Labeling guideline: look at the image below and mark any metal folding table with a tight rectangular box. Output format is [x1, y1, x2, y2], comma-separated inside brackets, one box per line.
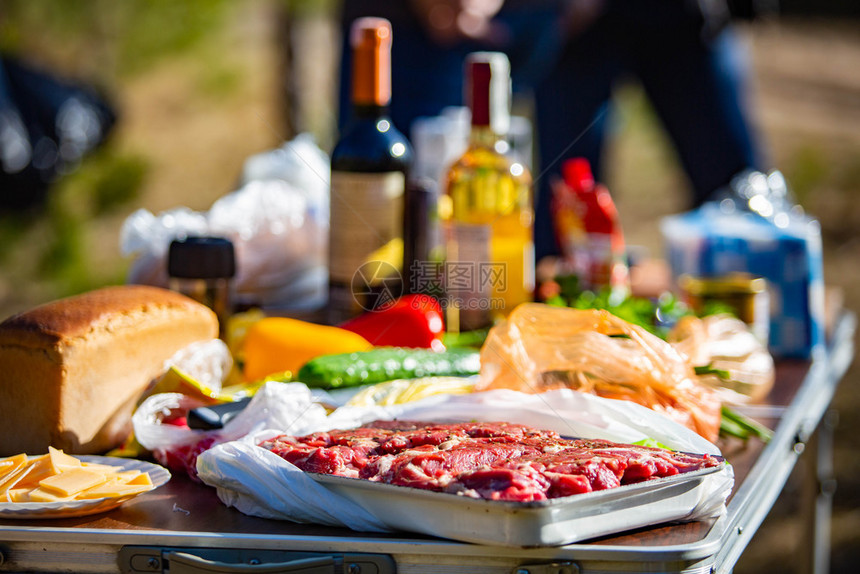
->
[0, 312, 854, 574]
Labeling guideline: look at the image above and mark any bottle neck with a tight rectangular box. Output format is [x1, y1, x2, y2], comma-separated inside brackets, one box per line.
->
[351, 21, 391, 108]
[351, 101, 390, 120]
[469, 125, 503, 148]
[466, 53, 511, 139]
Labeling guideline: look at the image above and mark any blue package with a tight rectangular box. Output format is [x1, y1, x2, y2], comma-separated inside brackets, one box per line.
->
[661, 202, 825, 359]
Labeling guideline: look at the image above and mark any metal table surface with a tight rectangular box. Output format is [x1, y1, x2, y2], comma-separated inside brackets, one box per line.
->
[0, 312, 854, 574]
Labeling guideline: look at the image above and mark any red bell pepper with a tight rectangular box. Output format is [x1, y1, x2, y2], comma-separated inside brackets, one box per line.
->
[339, 294, 445, 350]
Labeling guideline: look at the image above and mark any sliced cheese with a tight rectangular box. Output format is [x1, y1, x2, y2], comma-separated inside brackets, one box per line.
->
[6, 488, 32, 503]
[39, 467, 108, 497]
[125, 472, 152, 487]
[76, 481, 152, 500]
[0, 454, 36, 496]
[0, 453, 28, 466]
[13, 455, 54, 490]
[0, 454, 29, 487]
[114, 470, 142, 483]
[48, 447, 82, 473]
[27, 486, 76, 503]
[1, 451, 155, 504]
[0, 467, 29, 497]
[80, 462, 116, 472]
[1, 454, 28, 478]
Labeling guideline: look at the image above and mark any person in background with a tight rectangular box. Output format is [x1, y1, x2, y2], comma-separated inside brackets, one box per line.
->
[337, 0, 769, 262]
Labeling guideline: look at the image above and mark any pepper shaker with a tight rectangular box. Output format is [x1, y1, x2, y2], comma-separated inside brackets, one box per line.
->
[168, 236, 236, 338]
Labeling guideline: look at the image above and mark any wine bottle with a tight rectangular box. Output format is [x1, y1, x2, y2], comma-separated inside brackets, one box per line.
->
[441, 52, 534, 332]
[329, 17, 413, 322]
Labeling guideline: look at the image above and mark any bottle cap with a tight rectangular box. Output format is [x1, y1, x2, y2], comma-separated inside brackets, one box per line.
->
[168, 236, 236, 279]
[563, 157, 595, 192]
[465, 52, 511, 135]
[350, 17, 392, 106]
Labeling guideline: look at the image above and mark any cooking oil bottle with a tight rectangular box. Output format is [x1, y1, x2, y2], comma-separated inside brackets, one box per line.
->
[441, 52, 534, 332]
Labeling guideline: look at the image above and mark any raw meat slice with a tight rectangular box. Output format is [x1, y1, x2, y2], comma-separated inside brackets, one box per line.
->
[260, 421, 720, 502]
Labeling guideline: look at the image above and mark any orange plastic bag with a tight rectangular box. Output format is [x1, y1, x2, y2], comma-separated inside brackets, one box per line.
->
[475, 304, 722, 442]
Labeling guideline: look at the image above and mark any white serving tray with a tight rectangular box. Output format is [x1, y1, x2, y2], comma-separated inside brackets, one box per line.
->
[310, 461, 727, 547]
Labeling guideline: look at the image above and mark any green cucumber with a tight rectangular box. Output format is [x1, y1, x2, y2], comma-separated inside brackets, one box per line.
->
[297, 347, 480, 389]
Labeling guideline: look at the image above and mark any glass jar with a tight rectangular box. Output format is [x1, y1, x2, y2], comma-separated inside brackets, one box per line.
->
[168, 236, 236, 338]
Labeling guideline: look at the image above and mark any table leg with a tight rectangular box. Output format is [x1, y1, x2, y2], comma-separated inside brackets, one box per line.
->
[800, 409, 838, 574]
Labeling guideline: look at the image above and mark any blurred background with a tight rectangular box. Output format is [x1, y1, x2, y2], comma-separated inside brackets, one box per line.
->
[0, 1, 857, 571]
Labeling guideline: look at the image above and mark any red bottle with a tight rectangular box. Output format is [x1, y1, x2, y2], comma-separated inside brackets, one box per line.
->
[551, 158, 628, 294]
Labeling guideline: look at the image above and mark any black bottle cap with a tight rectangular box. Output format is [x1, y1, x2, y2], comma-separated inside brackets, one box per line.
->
[168, 236, 236, 279]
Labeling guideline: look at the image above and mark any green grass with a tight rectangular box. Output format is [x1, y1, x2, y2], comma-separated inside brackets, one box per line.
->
[0, 0, 233, 77]
[64, 149, 150, 216]
[784, 144, 828, 205]
[0, 0, 234, 311]
[0, 149, 150, 299]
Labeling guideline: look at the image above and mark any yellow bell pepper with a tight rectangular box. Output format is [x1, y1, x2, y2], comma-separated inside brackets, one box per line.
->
[242, 317, 372, 382]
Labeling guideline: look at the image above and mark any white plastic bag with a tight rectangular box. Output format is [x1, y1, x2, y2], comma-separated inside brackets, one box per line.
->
[161, 339, 234, 394]
[195, 381, 734, 541]
[206, 438, 389, 531]
[133, 382, 335, 478]
[120, 134, 329, 311]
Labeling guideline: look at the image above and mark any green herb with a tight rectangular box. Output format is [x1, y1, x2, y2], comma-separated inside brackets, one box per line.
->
[632, 438, 673, 450]
[719, 415, 749, 440]
[548, 278, 694, 340]
[441, 329, 490, 349]
[720, 406, 773, 442]
[544, 295, 567, 307]
[694, 364, 732, 381]
[719, 406, 774, 442]
[701, 300, 737, 317]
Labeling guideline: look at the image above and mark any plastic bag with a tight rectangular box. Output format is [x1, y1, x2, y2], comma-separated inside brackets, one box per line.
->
[160, 339, 234, 395]
[120, 134, 329, 311]
[669, 314, 775, 404]
[132, 382, 334, 479]
[237, 133, 330, 204]
[193, 380, 733, 541]
[139, 338, 244, 406]
[474, 304, 723, 442]
[661, 169, 825, 359]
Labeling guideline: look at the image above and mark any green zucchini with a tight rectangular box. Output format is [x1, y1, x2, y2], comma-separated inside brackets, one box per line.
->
[297, 347, 480, 389]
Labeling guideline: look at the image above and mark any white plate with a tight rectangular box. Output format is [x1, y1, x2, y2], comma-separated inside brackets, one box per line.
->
[0, 455, 170, 519]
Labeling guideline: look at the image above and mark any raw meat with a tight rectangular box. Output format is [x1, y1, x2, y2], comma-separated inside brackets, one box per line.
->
[259, 421, 721, 502]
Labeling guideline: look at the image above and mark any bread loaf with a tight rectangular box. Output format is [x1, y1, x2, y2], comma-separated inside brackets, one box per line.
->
[0, 285, 219, 455]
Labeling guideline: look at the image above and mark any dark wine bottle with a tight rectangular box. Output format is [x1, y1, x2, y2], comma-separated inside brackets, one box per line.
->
[328, 17, 413, 322]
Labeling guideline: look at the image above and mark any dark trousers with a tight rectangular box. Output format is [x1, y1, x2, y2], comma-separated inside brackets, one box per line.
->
[532, 1, 764, 260]
[338, 0, 765, 262]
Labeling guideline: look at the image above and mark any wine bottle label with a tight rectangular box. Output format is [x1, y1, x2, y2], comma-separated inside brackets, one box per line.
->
[329, 171, 404, 283]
